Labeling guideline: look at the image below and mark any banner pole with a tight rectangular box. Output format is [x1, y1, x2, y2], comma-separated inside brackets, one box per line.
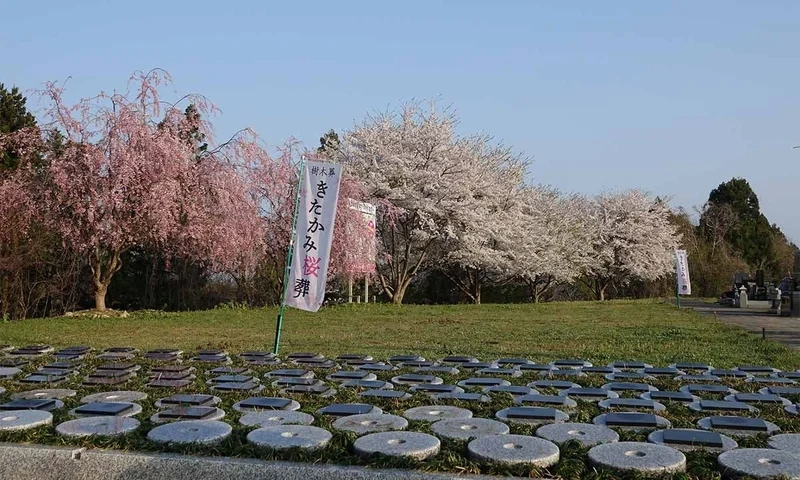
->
[273, 156, 306, 355]
[675, 252, 681, 309]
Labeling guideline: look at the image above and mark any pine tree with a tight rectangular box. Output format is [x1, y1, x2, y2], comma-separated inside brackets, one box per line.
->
[0, 83, 37, 171]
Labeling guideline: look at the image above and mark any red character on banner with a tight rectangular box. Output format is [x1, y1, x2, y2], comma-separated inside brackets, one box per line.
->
[303, 256, 321, 277]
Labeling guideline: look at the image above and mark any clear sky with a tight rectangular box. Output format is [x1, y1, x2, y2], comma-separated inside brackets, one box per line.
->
[3, 1, 799, 242]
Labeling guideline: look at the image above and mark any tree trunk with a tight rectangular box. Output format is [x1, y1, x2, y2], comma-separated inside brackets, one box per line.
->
[599, 283, 607, 301]
[392, 284, 407, 304]
[95, 283, 108, 311]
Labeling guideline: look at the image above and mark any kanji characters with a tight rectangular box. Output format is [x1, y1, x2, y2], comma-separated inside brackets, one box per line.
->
[293, 278, 310, 298]
[308, 216, 324, 233]
[303, 235, 317, 253]
[302, 256, 321, 277]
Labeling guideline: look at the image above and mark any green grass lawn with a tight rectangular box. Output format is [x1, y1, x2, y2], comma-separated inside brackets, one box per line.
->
[2, 300, 799, 479]
[1, 300, 797, 369]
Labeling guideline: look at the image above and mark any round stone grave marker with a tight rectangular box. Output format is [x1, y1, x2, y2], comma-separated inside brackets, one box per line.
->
[468, 434, 560, 467]
[588, 441, 686, 474]
[150, 407, 226, 424]
[768, 434, 800, 454]
[232, 397, 300, 413]
[536, 422, 619, 447]
[239, 411, 315, 428]
[697, 416, 780, 437]
[648, 428, 737, 452]
[718, 448, 800, 479]
[69, 402, 142, 418]
[431, 417, 509, 441]
[353, 431, 440, 460]
[333, 413, 408, 435]
[0, 367, 22, 378]
[56, 417, 140, 438]
[80, 391, 148, 404]
[402, 405, 473, 422]
[11, 389, 76, 400]
[0, 410, 53, 431]
[247, 425, 332, 451]
[148, 420, 232, 445]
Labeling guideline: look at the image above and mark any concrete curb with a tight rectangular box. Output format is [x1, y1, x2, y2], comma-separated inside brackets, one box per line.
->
[0, 442, 512, 480]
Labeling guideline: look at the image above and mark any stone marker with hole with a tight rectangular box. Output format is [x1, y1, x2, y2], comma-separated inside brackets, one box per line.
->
[147, 419, 232, 445]
[353, 431, 440, 460]
[247, 425, 332, 450]
[468, 434, 560, 467]
[648, 428, 737, 452]
[430, 417, 509, 441]
[536, 422, 619, 447]
[332, 413, 408, 435]
[496, 406, 569, 425]
[0, 410, 53, 431]
[588, 441, 686, 474]
[56, 417, 140, 438]
[402, 405, 473, 422]
[239, 410, 315, 428]
[768, 434, 800, 454]
[80, 391, 148, 404]
[718, 448, 800, 479]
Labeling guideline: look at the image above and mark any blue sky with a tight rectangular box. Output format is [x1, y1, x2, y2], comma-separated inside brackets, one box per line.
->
[3, 1, 799, 242]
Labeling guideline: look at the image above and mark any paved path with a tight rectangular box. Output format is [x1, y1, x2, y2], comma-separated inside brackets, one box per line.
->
[677, 298, 800, 350]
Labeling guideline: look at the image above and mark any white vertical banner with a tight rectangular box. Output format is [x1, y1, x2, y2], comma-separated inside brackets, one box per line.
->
[347, 199, 377, 274]
[285, 161, 343, 312]
[675, 249, 692, 296]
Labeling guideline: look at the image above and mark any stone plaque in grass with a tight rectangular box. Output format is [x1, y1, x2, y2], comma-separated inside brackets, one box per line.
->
[359, 390, 412, 400]
[271, 377, 318, 387]
[150, 365, 191, 374]
[148, 379, 192, 389]
[21, 374, 66, 384]
[415, 366, 460, 375]
[485, 385, 533, 396]
[341, 380, 393, 390]
[410, 384, 462, 394]
[605, 372, 652, 381]
[531, 380, 580, 390]
[736, 365, 776, 374]
[147, 349, 182, 355]
[241, 351, 276, 359]
[357, 363, 395, 372]
[326, 371, 374, 382]
[245, 358, 281, 366]
[515, 394, 577, 409]
[601, 413, 660, 428]
[441, 355, 479, 364]
[145, 353, 180, 361]
[660, 429, 724, 448]
[59, 346, 91, 354]
[209, 367, 249, 375]
[281, 384, 333, 396]
[239, 397, 294, 410]
[643, 367, 681, 376]
[286, 352, 323, 359]
[678, 374, 722, 383]
[88, 370, 134, 379]
[541, 369, 585, 378]
[96, 353, 134, 361]
[192, 355, 229, 363]
[0, 367, 21, 379]
[213, 381, 262, 392]
[196, 349, 226, 356]
[582, 366, 615, 375]
[710, 369, 749, 379]
[497, 406, 569, 425]
[159, 406, 218, 420]
[388, 355, 424, 363]
[435, 392, 491, 403]
[599, 398, 665, 411]
[98, 363, 139, 372]
[208, 375, 254, 384]
[681, 384, 731, 395]
[602, 382, 657, 393]
[748, 376, 796, 385]
[75, 402, 135, 416]
[519, 364, 554, 372]
[643, 391, 696, 403]
[495, 358, 534, 366]
[391, 374, 443, 385]
[104, 347, 136, 353]
[777, 372, 800, 380]
[611, 361, 649, 369]
[460, 362, 496, 370]
[336, 353, 373, 361]
[160, 394, 216, 407]
[54, 353, 84, 361]
[563, 387, 618, 399]
[552, 359, 591, 368]
[11, 345, 52, 355]
[707, 416, 770, 432]
[343, 359, 373, 366]
[264, 369, 314, 379]
[672, 362, 711, 371]
[45, 361, 80, 370]
[690, 400, 756, 413]
[292, 358, 336, 368]
[0, 399, 58, 411]
[0, 358, 29, 368]
[317, 403, 379, 417]
[729, 393, 789, 405]
[397, 361, 435, 368]
[457, 377, 510, 388]
[763, 386, 800, 396]
[150, 372, 192, 381]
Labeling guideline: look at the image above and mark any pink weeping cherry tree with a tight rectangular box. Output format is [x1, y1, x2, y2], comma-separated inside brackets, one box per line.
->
[34, 70, 264, 311]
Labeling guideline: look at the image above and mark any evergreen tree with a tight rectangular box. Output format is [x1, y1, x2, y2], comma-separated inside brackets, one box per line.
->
[0, 83, 37, 171]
